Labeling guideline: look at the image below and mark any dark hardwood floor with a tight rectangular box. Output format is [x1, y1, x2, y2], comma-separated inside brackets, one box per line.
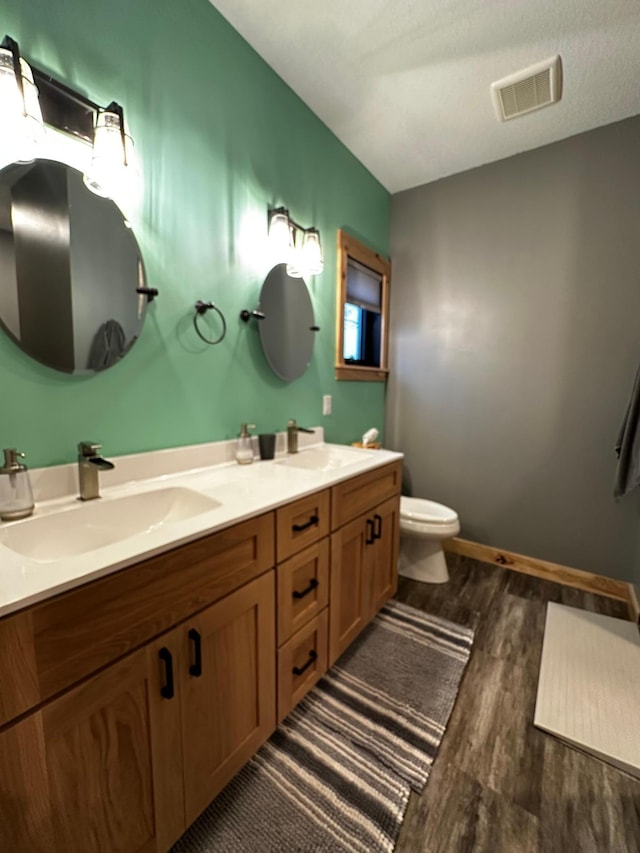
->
[393, 555, 640, 853]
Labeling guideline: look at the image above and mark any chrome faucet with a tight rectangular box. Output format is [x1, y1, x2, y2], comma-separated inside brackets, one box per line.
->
[77, 442, 115, 501]
[286, 420, 315, 454]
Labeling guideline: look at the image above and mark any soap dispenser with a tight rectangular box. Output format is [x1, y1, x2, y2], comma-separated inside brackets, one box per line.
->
[0, 449, 35, 521]
[236, 424, 256, 465]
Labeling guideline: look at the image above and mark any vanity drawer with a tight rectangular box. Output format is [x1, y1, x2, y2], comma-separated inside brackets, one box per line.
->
[277, 539, 329, 646]
[331, 461, 402, 529]
[0, 512, 275, 724]
[276, 490, 330, 563]
[277, 608, 328, 722]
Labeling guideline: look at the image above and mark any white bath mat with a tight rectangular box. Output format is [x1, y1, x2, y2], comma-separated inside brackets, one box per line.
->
[535, 602, 640, 778]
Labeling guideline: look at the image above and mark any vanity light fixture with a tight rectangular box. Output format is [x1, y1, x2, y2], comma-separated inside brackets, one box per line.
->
[0, 34, 135, 199]
[83, 102, 134, 198]
[267, 206, 294, 258]
[302, 228, 323, 276]
[0, 36, 44, 164]
[267, 206, 324, 278]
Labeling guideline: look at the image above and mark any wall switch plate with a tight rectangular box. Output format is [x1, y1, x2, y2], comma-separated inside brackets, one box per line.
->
[322, 395, 332, 416]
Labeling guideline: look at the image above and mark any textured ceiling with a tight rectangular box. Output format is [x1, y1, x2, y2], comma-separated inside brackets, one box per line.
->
[210, 0, 640, 193]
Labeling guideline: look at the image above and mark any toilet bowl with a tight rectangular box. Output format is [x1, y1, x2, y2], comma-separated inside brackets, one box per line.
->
[398, 497, 460, 584]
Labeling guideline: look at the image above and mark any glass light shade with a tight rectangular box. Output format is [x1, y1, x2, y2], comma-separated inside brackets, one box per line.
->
[83, 110, 134, 199]
[268, 208, 293, 262]
[301, 228, 323, 275]
[286, 227, 305, 278]
[0, 48, 44, 165]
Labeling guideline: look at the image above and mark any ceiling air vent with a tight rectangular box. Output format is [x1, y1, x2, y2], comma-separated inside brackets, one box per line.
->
[491, 56, 562, 121]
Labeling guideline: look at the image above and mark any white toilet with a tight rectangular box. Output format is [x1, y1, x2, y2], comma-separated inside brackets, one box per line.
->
[398, 497, 460, 583]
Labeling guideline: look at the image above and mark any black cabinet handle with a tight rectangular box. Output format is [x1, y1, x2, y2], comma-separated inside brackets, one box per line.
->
[292, 514, 319, 533]
[159, 647, 174, 699]
[373, 513, 382, 540]
[188, 628, 202, 677]
[292, 578, 319, 600]
[366, 518, 375, 545]
[293, 649, 318, 676]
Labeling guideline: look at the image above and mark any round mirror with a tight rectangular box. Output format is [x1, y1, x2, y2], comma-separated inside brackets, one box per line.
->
[258, 263, 316, 382]
[0, 158, 147, 374]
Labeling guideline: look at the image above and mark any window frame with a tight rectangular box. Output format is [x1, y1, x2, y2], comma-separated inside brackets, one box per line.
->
[335, 229, 391, 382]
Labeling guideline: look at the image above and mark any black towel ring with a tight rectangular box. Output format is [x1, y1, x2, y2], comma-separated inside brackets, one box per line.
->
[193, 300, 227, 345]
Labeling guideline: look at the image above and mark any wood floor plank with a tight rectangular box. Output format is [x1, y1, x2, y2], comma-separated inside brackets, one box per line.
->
[538, 736, 640, 853]
[473, 591, 546, 665]
[394, 554, 640, 851]
[442, 648, 546, 817]
[558, 583, 630, 619]
[396, 760, 539, 853]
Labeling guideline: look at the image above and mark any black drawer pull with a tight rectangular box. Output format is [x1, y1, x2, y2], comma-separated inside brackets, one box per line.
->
[293, 578, 319, 600]
[159, 647, 174, 699]
[293, 649, 318, 676]
[188, 628, 202, 677]
[292, 514, 319, 533]
[365, 518, 375, 545]
[373, 513, 382, 540]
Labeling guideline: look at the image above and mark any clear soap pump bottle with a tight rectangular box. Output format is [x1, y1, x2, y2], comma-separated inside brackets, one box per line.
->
[236, 424, 256, 465]
[0, 448, 35, 521]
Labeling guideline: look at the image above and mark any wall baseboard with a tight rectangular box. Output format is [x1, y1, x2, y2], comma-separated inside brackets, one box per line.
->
[443, 537, 630, 604]
[628, 585, 640, 625]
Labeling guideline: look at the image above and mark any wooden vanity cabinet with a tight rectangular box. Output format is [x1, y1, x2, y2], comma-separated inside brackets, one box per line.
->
[0, 571, 275, 853]
[0, 633, 181, 853]
[329, 463, 401, 665]
[0, 460, 401, 853]
[179, 571, 276, 827]
[276, 462, 402, 707]
[275, 494, 331, 721]
[0, 509, 277, 853]
[329, 512, 370, 663]
[367, 494, 401, 619]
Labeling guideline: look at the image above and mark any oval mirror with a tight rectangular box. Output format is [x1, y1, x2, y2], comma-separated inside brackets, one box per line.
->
[258, 263, 316, 382]
[0, 158, 147, 374]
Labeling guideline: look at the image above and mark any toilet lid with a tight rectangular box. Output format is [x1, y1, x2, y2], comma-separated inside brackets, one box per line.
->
[400, 496, 458, 525]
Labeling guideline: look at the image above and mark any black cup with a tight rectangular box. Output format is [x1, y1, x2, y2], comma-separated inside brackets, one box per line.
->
[258, 433, 276, 460]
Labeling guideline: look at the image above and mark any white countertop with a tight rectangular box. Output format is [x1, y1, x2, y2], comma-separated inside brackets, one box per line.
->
[0, 436, 402, 618]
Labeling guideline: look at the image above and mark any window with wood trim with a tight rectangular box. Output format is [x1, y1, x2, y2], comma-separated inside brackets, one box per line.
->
[335, 229, 391, 381]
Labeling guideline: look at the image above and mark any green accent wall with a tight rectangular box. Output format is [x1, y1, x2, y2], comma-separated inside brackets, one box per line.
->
[0, 0, 389, 467]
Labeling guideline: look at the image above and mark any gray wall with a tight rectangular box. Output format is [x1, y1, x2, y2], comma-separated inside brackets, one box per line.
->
[387, 116, 640, 585]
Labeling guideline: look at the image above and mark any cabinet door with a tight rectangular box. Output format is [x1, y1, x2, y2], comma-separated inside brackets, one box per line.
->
[45, 638, 184, 853]
[0, 635, 184, 853]
[329, 514, 373, 665]
[0, 712, 51, 853]
[180, 571, 276, 825]
[368, 495, 400, 619]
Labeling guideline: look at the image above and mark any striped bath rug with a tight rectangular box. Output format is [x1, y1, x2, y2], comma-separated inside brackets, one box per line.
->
[172, 601, 474, 853]
[301, 600, 474, 792]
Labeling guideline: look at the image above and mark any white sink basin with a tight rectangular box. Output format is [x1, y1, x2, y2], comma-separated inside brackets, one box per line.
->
[276, 446, 368, 472]
[0, 487, 221, 563]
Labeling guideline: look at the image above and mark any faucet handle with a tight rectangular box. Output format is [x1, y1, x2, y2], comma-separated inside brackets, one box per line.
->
[78, 441, 101, 457]
[287, 420, 314, 434]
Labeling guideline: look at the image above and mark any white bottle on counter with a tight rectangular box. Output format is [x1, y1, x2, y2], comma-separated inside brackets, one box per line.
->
[236, 423, 256, 465]
[0, 448, 35, 520]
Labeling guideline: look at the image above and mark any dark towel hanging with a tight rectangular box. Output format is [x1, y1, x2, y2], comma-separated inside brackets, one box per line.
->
[614, 360, 640, 498]
[87, 319, 126, 370]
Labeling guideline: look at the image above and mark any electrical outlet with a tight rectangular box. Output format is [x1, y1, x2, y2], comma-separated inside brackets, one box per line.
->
[322, 394, 332, 416]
